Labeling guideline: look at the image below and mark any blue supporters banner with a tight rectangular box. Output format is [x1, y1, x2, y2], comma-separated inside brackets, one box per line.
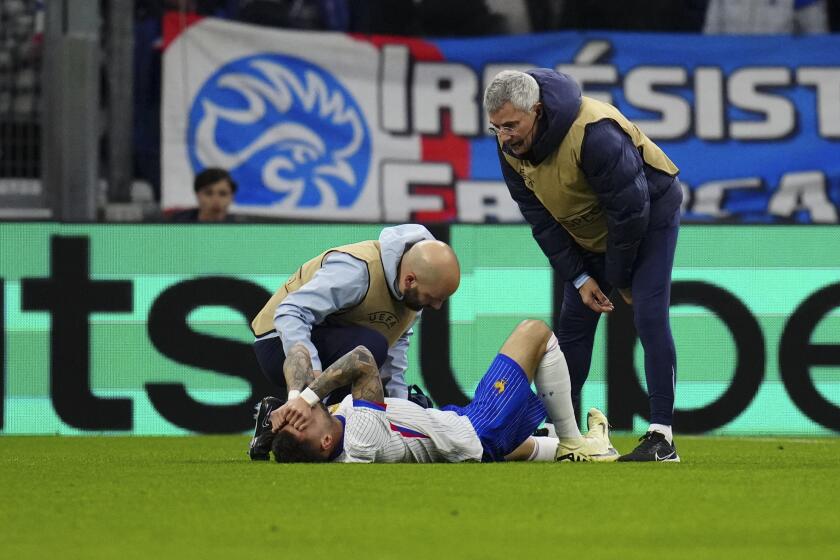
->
[162, 19, 840, 223]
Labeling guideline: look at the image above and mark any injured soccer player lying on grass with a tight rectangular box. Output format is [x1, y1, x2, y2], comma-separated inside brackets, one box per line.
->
[258, 320, 619, 463]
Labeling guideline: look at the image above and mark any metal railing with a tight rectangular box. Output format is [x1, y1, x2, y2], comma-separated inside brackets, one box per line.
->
[0, 0, 48, 218]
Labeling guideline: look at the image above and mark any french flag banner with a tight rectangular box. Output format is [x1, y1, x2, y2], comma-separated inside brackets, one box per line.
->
[163, 17, 840, 223]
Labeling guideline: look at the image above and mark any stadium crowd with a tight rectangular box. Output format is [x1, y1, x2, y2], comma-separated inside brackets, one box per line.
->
[2, 0, 839, 211]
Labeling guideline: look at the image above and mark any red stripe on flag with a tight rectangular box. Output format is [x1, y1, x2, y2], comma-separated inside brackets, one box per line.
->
[350, 34, 470, 221]
[349, 34, 444, 61]
[162, 11, 204, 51]
[421, 112, 470, 180]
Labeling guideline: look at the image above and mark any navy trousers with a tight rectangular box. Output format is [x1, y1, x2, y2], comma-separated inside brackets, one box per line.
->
[253, 324, 388, 403]
[558, 184, 681, 426]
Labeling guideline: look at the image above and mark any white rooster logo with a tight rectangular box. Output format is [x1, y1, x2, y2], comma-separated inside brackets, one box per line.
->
[189, 55, 371, 209]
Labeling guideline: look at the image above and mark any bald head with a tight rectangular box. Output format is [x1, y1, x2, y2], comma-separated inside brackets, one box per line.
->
[399, 240, 460, 311]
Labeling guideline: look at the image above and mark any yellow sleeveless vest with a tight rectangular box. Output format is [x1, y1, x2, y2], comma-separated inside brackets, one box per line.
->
[502, 96, 679, 253]
[250, 240, 417, 347]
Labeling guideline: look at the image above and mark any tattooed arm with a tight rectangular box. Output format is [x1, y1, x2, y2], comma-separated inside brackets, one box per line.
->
[283, 343, 316, 393]
[271, 345, 382, 432]
[308, 345, 384, 403]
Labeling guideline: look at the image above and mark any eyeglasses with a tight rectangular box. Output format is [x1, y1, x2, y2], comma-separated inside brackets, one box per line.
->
[487, 123, 518, 136]
[488, 106, 540, 136]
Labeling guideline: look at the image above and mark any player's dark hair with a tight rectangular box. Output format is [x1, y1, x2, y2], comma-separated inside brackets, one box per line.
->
[271, 430, 327, 463]
[193, 167, 237, 193]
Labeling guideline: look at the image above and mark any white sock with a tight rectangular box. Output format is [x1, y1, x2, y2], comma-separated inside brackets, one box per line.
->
[649, 423, 673, 444]
[535, 334, 581, 439]
[527, 437, 559, 462]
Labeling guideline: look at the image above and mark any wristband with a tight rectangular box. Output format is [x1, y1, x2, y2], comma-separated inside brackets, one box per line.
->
[287, 390, 300, 401]
[300, 387, 320, 407]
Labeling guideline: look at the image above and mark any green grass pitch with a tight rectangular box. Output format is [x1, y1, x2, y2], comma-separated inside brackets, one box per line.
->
[2, 435, 838, 559]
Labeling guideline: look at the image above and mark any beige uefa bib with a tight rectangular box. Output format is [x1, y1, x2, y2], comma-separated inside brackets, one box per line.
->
[502, 96, 678, 253]
[251, 240, 416, 347]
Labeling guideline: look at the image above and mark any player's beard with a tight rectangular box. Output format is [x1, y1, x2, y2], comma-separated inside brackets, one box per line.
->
[402, 285, 424, 312]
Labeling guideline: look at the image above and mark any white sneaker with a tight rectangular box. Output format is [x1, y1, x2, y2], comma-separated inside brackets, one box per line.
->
[554, 408, 619, 462]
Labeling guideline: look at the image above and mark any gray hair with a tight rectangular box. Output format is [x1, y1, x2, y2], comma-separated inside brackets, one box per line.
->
[483, 70, 540, 114]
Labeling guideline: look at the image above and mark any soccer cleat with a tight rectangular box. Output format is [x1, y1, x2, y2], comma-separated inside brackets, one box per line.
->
[617, 431, 681, 462]
[554, 408, 620, 462]
[584, 408, 620, 462]
[554, 438, 590, 462]
[248, 396, 284, 461]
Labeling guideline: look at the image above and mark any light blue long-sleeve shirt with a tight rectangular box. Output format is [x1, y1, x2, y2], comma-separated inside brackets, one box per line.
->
[266, 224, 433, 398]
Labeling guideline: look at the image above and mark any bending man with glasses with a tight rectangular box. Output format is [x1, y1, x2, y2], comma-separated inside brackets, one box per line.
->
[485, 69, 682, 462]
